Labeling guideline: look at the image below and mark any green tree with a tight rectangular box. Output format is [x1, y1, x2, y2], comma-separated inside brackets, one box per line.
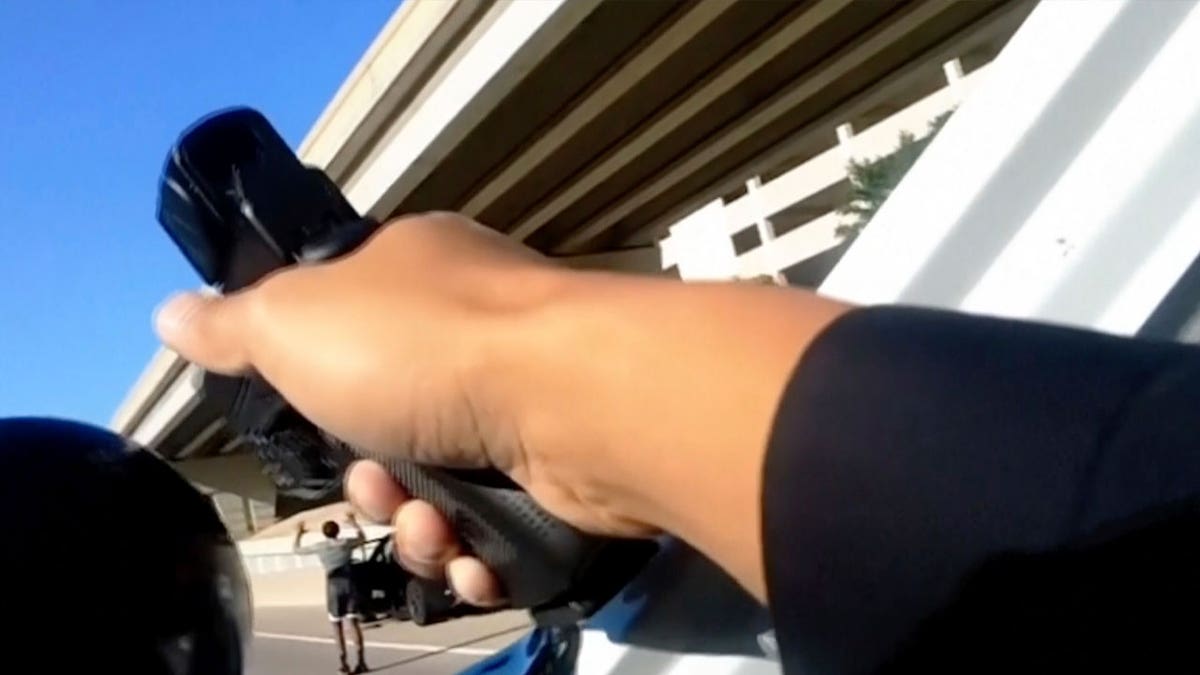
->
[836, 110, 953, 240]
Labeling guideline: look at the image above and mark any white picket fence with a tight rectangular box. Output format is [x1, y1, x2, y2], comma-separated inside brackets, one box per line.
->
[659, 57, 989, 283]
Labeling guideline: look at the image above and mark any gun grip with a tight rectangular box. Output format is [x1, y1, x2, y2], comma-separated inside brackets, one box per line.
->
[381, 462, 603, 608]
[219, 375, 655, 617]
[375, 460, 655, 616]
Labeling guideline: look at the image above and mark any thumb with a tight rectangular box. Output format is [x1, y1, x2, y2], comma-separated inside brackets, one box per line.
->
[154, 291, 253, 374]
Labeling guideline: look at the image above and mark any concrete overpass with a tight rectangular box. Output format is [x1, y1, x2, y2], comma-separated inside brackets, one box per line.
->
[111, 0, 1035, 531]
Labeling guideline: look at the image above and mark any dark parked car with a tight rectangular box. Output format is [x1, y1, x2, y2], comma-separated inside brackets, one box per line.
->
[352, 536, 410, 623]
[352, 536, 479, 626]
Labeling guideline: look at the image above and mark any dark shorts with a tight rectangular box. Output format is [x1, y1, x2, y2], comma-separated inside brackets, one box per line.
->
[326, 566, 360, 622]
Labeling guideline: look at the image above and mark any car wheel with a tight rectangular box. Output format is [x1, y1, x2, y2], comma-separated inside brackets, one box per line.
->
[406, 577, 455, 626]
[390, 602, 411, 622]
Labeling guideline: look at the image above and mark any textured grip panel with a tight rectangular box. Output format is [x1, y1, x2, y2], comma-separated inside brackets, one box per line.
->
[236, 399, 607, 609]
[380, 460, 605, 609]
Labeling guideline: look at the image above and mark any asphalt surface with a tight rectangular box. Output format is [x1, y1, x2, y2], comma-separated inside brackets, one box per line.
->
[246, 605, 531, 675]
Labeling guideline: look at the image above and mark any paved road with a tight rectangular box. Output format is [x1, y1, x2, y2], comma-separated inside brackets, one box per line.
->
[246, 605, 531, 675]
[247, 636, 481, 674]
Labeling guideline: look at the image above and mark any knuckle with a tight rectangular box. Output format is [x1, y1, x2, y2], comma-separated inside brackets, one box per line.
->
[248, 271, 287, 310]
[239, 273, 290, 330]
[419, 210, 464, 223]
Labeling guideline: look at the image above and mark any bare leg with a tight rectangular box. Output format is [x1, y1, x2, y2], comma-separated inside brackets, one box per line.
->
[332, 620, 349, 671]
[350, 618, 368, 672]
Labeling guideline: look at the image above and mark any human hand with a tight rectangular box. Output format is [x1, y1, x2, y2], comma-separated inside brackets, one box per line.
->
[154, 212, 656, 606]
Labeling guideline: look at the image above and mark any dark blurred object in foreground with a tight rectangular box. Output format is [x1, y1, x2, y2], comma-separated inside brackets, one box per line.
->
[0, 417, 250, 674]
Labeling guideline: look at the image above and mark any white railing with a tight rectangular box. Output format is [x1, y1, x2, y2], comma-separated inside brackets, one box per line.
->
[237, 524, 393, 575]
[659, 57, 989, 283]
[240, 532, 393, 576]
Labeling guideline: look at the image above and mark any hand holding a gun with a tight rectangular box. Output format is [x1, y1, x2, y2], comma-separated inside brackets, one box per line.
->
[157, 212, 663, 606]
[154, 110, 842, 614]
[155, 205, 826, 606]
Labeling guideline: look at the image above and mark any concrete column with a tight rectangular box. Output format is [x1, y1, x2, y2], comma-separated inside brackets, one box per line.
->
[241, 497, 257, 534]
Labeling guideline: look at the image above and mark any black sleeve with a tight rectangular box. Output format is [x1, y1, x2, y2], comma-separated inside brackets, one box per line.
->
[763, 306, 1200, 674]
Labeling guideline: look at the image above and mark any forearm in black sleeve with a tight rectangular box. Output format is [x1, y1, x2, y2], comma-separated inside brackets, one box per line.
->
[763, 306, 1200, 674]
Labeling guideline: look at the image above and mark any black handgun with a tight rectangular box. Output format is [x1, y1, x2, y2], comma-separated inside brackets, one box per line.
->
[156, 107, 656, 626]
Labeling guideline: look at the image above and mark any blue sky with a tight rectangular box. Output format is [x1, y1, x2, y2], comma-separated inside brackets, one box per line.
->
[0, 1, 398, 426]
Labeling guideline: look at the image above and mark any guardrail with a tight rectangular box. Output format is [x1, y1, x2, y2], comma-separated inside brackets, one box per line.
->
[242, 551, 332, 575]
[239, 528, 392, 575]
